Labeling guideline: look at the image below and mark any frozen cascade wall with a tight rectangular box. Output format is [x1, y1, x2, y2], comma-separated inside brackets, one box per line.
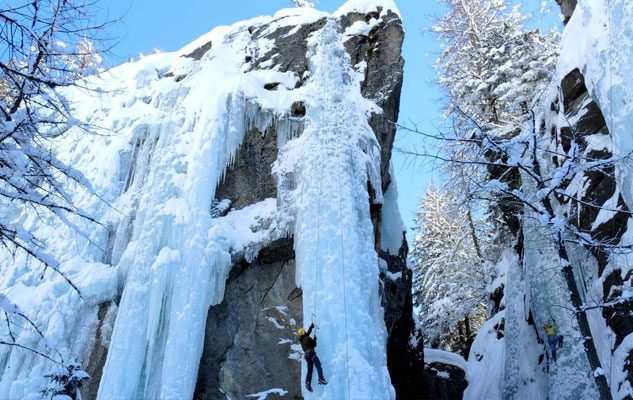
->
[0, 7, 316, 400]
[274, 19, 393, 400]
[500, 245, 548, 400]
[0, 1, 411, 399]
[464, 1, 633, 399]
[521, 223, 600, 399]
[95, 78, 245, 398]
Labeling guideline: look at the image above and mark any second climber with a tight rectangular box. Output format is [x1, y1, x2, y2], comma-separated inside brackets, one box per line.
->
[543, 320, 564, 362]
[298, 323, 328, 392]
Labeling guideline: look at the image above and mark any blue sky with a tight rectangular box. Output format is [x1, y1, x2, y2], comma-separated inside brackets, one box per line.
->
[99, 0, 560, 235]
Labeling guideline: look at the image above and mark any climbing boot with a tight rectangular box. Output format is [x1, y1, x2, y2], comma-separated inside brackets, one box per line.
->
[305, 382, 313, 392]
[318, 378, 328, 385]
[558, 335, 564, 348]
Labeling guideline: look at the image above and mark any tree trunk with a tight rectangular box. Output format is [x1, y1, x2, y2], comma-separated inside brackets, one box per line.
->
[464, 315, 471, 338]
[466, 208, 484, 261]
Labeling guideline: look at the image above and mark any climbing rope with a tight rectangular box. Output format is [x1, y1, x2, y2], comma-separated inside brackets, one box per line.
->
[308, 131, 353, 398]
[336, 132, 353, 400]
[313, 129, 326, 323]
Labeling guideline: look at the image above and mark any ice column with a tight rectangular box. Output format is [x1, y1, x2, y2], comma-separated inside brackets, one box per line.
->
[275, 19, 394, 399]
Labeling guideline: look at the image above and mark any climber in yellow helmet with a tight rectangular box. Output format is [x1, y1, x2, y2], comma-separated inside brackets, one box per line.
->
[297, 323, 327, 392]
[543, 320, 564, 362]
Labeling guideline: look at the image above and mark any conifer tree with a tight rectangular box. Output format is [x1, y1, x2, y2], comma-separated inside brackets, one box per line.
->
[411, 186, 487, 353]
[434, 0, 557, 128]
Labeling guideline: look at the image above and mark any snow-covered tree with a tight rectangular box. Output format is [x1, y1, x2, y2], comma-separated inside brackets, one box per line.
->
[70, 38, 104, 78]
[403, 0, 620, 397]
[0, 1, 106, 285]
[411, 185, 487, 353]
[41, 360, 90, 400]
[434, 0, 558, 128]
[0, 0, 110, 377]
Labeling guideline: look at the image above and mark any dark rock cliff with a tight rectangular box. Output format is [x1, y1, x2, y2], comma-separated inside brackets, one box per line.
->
[183, 7, 427, 400]
[556, 0, 578, 23]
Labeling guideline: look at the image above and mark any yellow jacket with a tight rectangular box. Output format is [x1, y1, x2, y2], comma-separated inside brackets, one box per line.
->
[545, 323, 557, 337]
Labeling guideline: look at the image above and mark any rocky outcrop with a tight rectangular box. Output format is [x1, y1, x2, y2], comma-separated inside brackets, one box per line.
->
[194, 240, 301, 400]
[556, 69, 631, 347]
[380, 245, 426, 399]
[339, 10, 404, 191]
[80, 302, 117, 400]
[187, 6, 424, 400]
[424, 363, 468, 400]
[556, 0, 578, 23]
[487, 65, 633, 399]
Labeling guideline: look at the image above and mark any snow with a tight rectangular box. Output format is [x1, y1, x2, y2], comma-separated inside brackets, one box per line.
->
[0, 294, 20, 314]
[486, 250, 510, 306]
[612, 334, 633, 399]
[334, 0, 401, 18]
[267, 317, 285, 330]
[210, 198, 279, 260]
[343, 18, 381, 41]
[385, 271, 402, 281]
[463, 311, 506, 400]
[436, 371, 450, 379]
[591, 189, 621, 231]
[0, 1, 402, 399]
[246, 388, 289, 399]
[424, 348, 466, 370]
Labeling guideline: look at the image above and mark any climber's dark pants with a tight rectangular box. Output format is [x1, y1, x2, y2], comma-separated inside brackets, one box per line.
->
[305, 349, 325, 383]
[548, 335, 563, 361]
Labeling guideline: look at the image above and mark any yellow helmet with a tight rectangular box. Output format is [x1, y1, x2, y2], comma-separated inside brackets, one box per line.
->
[298, 328, 306, 336]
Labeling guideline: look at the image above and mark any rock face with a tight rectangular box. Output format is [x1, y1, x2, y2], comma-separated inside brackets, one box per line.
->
[556, 69, 633, 395]
[81, 302, 116, 400]
[555, 68, 631, 348]
[0, 4, 432, 399]
[194, 240, 301, 400]
[424, 363, 468, 400]
[556, 0, 578, 23]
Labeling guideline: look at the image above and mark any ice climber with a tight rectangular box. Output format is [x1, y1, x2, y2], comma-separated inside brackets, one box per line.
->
[543, 321, 564, 362]
[298, 323, 328, 392]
